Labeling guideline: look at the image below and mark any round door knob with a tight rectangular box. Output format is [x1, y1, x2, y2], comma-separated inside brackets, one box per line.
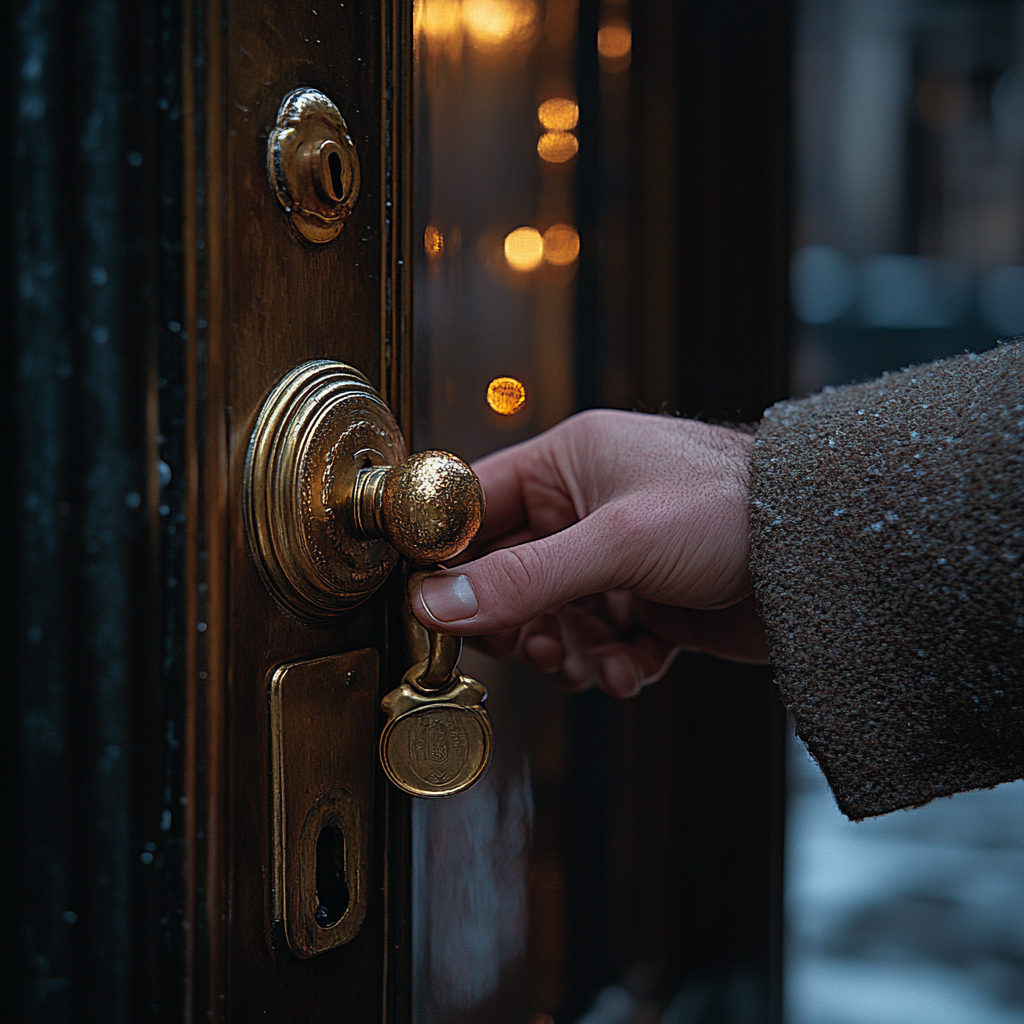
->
[244, 360, 485, 622]
[351, 451, 485, 564]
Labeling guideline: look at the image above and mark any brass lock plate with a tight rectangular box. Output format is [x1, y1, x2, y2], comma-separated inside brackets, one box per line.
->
[269, 649, 377, 958]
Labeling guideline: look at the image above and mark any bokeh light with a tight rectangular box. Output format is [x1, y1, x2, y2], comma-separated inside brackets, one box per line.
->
[486, 376, 527, 415]
[504, 226, 544, 270]
[537, 130, 579, 163]
[424, 225, 445, 260]
[415, 0, 463, 43]
[462, 0, 538, 46]
[597, 21, 631, 60]
[543, 224, 580, 266]
[538, 97, 579, 130]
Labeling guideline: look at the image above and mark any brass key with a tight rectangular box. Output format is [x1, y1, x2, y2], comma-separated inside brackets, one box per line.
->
[379, 567, 492, 798]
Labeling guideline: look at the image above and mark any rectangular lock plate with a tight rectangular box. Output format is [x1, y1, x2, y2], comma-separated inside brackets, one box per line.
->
[269, 649, 377, 958]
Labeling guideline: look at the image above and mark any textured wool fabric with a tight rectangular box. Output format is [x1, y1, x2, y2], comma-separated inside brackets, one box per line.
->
[749, 339, 1023, 820]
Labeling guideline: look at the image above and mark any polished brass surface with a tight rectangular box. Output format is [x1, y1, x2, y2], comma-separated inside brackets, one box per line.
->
[244, 360, 406, 621]
[245, 361, 485, 621]
[400, 566, 464, 692]
[267, 87, 361, 244]
[379, 568, 492, 798]
[352, 451, 486, 564]
[269, 650, 377, 957]
[380, 679, 492, 799]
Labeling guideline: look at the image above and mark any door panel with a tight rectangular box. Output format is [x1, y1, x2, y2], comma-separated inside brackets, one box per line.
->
[187, 1, 412, 1019]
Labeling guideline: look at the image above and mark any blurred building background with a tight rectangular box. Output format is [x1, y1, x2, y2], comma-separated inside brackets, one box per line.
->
[791, 0, 1024, 391]
[787, 3, 1024, 1024]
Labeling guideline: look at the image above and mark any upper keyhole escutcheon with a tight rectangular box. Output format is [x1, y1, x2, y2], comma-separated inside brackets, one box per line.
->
[267, 88, 361, 244]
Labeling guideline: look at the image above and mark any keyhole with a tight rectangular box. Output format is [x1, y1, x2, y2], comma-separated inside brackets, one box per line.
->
[328, 151, 345, 202]
[314, 824, 349, 928]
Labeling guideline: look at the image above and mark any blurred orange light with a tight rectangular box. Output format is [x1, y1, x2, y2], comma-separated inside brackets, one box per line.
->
[538, 97, 579, 130]
[463, 0, 538, 46]
[504, 227, 544, 271]
[416, 0, 462, 42]
[424, 225, 445, 259]
[537, 130, 578, 163]
[487, 376, 527, 415]
[543, 224, 580, 266]
[597, 21, 631, 59]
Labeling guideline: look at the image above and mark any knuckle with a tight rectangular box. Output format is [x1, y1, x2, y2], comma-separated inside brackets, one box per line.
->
[492, 546, 536, 608]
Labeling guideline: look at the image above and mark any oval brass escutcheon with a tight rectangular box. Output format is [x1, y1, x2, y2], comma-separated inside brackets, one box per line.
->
[244, 360, 405, 621]
[267, 87, 361, 244]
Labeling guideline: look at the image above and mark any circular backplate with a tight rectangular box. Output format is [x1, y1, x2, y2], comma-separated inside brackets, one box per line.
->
[380, 703, 493, 799]
[244, 360, 406, 622]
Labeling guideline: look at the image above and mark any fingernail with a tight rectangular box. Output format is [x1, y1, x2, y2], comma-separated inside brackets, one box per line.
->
[419, 574, 478, 623]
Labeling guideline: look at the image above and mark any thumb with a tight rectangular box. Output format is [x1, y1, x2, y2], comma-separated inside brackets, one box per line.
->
[411, 506, 630, 635]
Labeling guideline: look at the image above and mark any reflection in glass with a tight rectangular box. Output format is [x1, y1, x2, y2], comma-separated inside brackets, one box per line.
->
[462, 0, 540, 47]
[505, 227, 546, 271]
[487, 376, 528, 415]
[596, 21, 631, 60]
[537, 130, 580, 163]
[542, 223, 580, 266]
[538, 97, 580, 130]
[424, 225, 446, 260]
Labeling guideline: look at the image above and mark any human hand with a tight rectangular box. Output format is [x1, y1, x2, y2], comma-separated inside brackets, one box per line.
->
[411, 409, 769, 698]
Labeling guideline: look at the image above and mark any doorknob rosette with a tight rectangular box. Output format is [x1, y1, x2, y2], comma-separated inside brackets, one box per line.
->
[244, 360, 485, 622]
[245, 360, 405, 621]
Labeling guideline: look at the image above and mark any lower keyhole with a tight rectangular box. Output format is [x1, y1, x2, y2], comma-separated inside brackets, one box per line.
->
[314, 824, 350, 928]
[328, 151, 345, 202]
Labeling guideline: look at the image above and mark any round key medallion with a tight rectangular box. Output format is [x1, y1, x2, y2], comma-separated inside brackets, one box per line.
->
[379, 686, 492, 799]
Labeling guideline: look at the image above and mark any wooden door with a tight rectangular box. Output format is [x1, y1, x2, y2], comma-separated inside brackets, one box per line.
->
[187, 2, 413, 1020]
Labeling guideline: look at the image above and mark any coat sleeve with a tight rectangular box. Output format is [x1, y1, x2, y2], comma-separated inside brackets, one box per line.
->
[748, 339, 1023, 820]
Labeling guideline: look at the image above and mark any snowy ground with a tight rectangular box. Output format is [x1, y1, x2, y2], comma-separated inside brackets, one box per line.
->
[785, 737, 1024, 1024]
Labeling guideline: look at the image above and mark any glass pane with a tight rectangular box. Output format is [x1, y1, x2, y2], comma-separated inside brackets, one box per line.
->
[411, 4, 587, 1021]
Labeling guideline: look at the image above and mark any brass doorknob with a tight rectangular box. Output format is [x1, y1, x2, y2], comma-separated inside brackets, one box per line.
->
[350, 451, 485, 564]
[244, 361, 485, 622]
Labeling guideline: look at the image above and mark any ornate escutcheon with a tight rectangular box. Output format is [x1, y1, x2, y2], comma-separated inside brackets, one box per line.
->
[267, 87, 361, 244]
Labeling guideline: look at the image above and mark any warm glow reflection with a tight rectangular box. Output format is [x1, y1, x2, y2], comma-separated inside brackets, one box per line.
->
[543, 224, 580, 266]
[597, 21, 632, 59]
[504, 227, 544, 270]
[416, 0, 462, 42]
[424, 225, 445, 259]
[537, 130, 579, 163]
[487, 376, 527, 415]
[462, 0, 538, 46]
[538, 97, 579, 130]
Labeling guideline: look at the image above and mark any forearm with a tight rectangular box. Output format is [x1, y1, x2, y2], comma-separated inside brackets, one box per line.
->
[749, 341, 1023, 819]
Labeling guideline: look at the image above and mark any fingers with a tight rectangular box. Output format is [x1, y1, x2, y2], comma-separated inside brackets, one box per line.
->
[523, 602, 680, 699]
[637, 595, 769, 664]
[413, 504, 630, 635]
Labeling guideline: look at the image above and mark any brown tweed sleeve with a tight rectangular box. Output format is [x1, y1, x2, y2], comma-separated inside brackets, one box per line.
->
[749, 339, 1023, 820]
